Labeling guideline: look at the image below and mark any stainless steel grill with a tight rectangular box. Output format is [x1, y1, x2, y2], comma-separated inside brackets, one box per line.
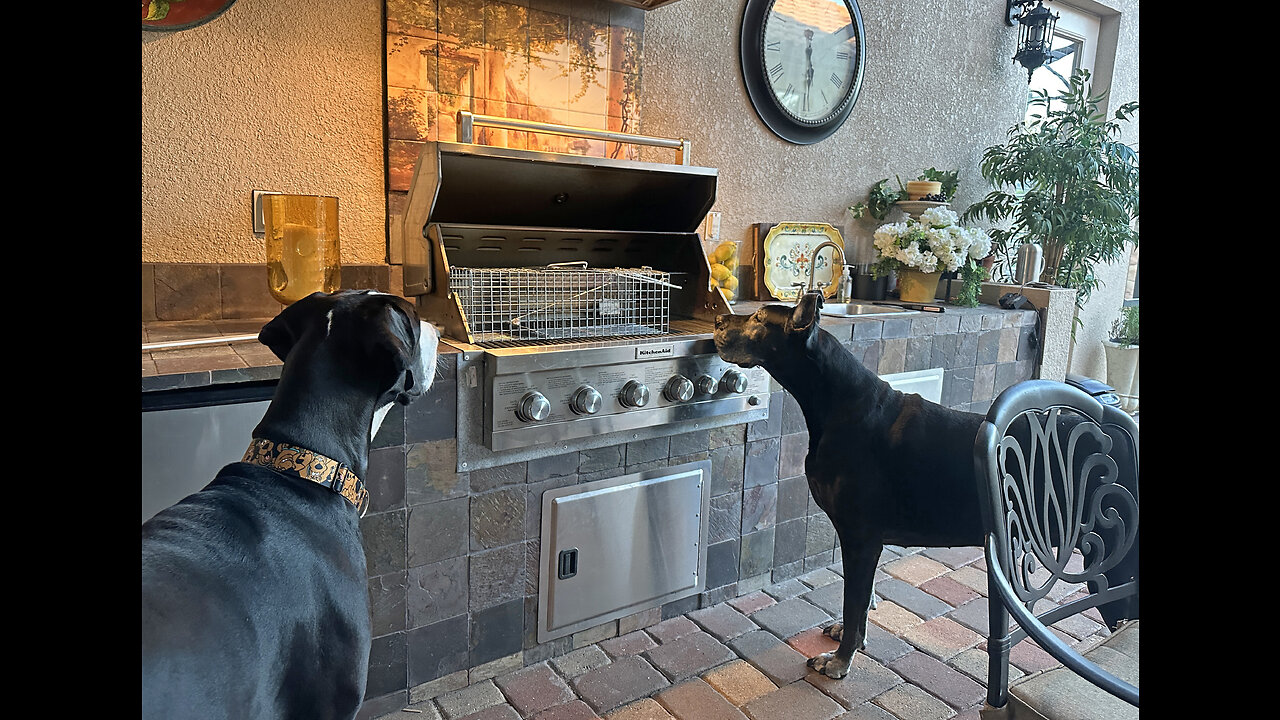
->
[402, 112, 771, 464]
[401, 114, 770, 641]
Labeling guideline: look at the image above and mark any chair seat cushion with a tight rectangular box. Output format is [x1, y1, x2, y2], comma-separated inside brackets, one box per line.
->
[1005, 620, 1139, 720]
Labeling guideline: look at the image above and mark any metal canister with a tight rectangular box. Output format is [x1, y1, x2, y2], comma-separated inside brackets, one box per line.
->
[1015, 242, 1044, 285]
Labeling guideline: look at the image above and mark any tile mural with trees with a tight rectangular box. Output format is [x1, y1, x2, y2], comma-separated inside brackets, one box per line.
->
[386, 0, 645, 196]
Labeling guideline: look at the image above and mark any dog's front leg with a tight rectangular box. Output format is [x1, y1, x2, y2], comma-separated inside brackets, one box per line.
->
[809, 532, 881, 679]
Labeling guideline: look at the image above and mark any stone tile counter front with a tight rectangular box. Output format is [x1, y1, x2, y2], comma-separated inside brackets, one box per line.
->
[140, 299, 1038, 718]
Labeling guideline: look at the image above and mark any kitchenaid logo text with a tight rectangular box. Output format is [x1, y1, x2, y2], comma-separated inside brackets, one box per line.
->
[636, 346, 674, 359]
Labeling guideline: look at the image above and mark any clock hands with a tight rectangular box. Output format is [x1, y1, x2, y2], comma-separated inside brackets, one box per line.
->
[803, 29, 814, 113]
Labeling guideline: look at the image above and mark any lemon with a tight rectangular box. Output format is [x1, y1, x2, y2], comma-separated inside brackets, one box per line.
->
[710, 263, 731, 282]
[715, 241, 738, 262]
[721, 286, 736, 301]
[722, 255, 738, 272]
[722, 274, 739, 292]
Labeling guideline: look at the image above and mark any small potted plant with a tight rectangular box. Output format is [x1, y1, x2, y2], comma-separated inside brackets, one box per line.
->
[849, 168, 960, 222]
[1103, 305, 1139, 413]
[870, 206, 990, 304]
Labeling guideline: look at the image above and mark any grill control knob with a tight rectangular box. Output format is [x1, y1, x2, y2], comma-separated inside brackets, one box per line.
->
[720, 369, 749, 394]
[664, 375, 695, 403]
[695, 374, 718, 396]
[516, 391, 551, 422]
[570, 385, 603, 415]
[620, 380, 650, 408]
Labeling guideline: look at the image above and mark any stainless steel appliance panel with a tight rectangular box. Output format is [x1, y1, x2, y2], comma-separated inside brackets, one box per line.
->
[483, 344, 771, 451]
[451, 347, 770, 472]
[538, 460, 710, 643]
[141, 400, 269, 523]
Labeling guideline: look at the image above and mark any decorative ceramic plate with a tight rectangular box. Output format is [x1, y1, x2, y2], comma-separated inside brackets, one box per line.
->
[762, 222, 845, 301]
[142, 0, 237, 32]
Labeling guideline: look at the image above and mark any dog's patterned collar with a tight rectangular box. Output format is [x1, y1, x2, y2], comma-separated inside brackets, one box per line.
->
[242, 438, 369, 516]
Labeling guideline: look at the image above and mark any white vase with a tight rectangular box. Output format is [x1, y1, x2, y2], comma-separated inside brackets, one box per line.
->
[1102, 341, 1139, 414]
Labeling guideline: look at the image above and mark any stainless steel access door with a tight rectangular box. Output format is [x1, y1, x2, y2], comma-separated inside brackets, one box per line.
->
[537, 460, 710, 643]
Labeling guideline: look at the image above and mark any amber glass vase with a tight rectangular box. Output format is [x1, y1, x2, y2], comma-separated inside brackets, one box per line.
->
[263, 194, 341, 305]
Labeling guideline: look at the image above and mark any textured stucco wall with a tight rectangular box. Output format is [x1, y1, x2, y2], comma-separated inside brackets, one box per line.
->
[641, 0, 1139, 383]
[142, 0, 387, 264]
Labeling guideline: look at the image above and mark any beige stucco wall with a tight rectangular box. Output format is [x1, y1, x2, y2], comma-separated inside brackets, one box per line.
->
[141, 0, 387, 264]
[641, 0, 1139, 383]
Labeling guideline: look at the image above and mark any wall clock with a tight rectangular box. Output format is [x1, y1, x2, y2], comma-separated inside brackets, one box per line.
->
[740, 0, 866, 145]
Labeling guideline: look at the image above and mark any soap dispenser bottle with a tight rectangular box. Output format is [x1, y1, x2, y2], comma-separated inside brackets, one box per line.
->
[836, 266, 853, 303]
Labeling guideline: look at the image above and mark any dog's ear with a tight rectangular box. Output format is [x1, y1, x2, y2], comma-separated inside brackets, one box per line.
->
[788, 291, 824, 335]
[364, 297, 424, 404]
[257, 292, 328, 361]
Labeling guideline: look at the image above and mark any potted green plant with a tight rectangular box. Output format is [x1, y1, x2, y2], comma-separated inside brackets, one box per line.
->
[848, 167, 960, 222]
[963, 68, 1139, 330]
[1103, 305, 1139, 413]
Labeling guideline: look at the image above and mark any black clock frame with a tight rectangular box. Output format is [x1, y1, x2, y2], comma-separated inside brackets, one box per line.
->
[740, 0, 866, 145]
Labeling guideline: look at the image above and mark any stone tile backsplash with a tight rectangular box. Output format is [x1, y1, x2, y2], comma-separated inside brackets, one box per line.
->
[142, 263, 393, 321]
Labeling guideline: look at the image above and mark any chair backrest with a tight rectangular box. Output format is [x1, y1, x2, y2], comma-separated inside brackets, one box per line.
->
[975, 379, 1139, 708]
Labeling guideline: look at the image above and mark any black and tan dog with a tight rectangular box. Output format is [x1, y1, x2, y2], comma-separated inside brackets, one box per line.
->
[714, 291, 997, 679]
[142, 290, 439, 719]
[714, 291, 1141, 679]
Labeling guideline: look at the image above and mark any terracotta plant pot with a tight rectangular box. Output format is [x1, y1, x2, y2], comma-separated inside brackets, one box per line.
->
[905, 180, 942, 201]
[897, 269, 942, 303]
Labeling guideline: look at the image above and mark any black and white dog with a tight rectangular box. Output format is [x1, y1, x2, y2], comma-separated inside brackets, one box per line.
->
[142, 290, 439, 719]
[713, 292, 994, 679]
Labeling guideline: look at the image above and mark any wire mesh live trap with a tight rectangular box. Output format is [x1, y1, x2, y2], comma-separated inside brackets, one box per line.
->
[449, 262, 676, 344]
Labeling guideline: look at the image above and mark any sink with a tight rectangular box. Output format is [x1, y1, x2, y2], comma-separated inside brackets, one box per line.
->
[820, 302, 918, 317]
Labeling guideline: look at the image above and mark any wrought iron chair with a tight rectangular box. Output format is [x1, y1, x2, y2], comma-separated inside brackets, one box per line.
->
[974, 380, 1139, 717]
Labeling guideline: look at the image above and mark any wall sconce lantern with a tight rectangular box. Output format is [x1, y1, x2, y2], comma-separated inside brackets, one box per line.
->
[1006, 0, 1059, 82]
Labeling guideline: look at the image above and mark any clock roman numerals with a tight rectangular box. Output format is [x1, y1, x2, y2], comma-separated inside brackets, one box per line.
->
[744, 0, 864, 143]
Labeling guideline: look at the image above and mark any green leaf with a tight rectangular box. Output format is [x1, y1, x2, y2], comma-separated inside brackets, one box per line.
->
[146, 0, 171, 20]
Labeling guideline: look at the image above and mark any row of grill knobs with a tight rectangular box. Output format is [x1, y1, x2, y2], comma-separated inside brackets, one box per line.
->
[516, 370, 749, 423]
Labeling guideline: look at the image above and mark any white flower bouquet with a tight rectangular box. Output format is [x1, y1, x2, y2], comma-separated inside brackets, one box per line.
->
[871, 206, 990, 276]
[872, 206, 992, 306]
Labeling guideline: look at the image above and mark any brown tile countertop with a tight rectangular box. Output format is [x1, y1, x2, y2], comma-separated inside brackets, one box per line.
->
[143, 300, 1023, 393]
[142, 318, 459, 393]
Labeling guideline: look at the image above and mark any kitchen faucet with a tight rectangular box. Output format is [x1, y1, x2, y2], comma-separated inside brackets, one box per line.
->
[792, 241, 845, 302]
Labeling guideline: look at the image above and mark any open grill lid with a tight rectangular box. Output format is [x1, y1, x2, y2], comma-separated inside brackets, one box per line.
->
[403, 131, 718, 242]
[410, 141, 717, 234]
[401, 114, 731, 344]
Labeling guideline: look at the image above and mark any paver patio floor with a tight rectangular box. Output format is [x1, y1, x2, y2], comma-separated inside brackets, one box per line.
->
[369, 544, 1116, 720]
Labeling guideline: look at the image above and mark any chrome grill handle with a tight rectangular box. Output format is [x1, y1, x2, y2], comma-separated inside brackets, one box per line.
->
[457, 111, 692, 165]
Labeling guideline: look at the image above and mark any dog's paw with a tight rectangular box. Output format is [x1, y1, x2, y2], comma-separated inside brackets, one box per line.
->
[807, 651, 852, 679]
[822, 622, 844, 641]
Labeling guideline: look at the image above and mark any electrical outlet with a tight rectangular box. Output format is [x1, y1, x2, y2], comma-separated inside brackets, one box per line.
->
[702, 211, 721, 242]
[252, 190, 281, 235]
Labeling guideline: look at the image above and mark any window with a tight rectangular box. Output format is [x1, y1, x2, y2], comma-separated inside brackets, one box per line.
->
[1023, 3, 1099, 124]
